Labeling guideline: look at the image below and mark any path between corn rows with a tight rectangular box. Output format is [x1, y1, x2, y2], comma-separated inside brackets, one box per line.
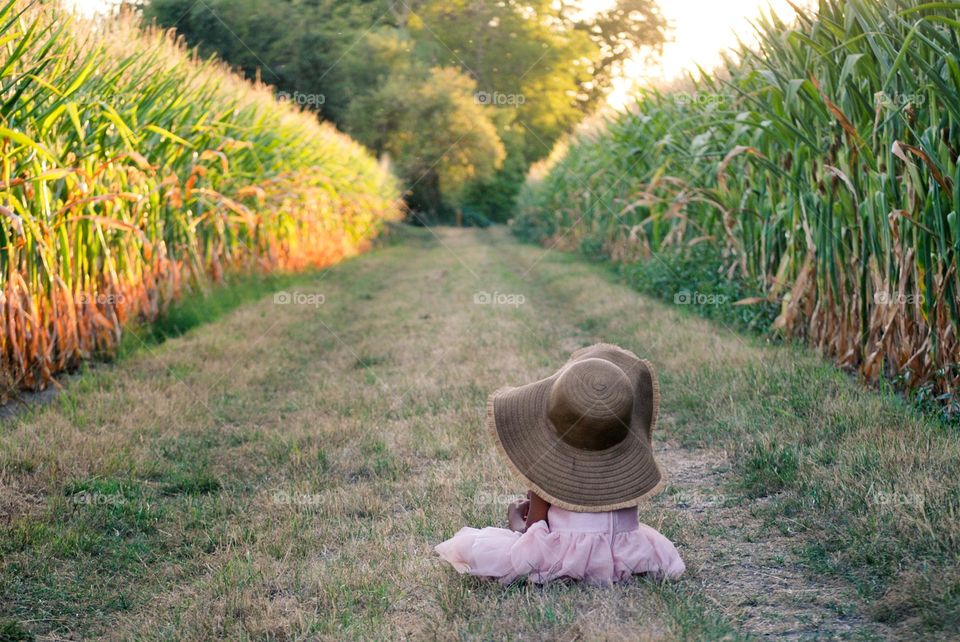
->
[4, 226, 895, 640]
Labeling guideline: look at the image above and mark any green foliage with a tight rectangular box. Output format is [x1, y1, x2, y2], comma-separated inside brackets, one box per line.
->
[619, 244, 780, 332]
[350, 65, 506, 219]
[405, 0, 596, 162]
[145, 0, 666, 219]
[463, 142, 529, 223]
[138, 273, 304, 347]
[516, 0, 960, 400]
[144, 0, 390, 124]
[0, 620, 34, 642]
[159, 471, 221, 496]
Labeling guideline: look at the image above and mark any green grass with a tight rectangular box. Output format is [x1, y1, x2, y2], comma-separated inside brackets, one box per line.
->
[739, 440, 800, 499]
[3, 226, 957, 638]
[146, 273, 310, 344]
[0, 227, 745, 639]
[0, 619, 34, 642]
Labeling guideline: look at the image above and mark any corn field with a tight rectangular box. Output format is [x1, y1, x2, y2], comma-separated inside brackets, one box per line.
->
[516, 0, 960, 405]
[0, 1, 401, 398]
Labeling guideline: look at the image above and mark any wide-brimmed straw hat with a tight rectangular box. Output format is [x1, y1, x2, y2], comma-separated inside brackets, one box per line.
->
[487, 343, 664, 512]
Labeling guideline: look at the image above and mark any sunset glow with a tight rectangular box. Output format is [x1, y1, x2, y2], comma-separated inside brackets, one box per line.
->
[68, 0, 814, 109]
[605, 0, 816, 107]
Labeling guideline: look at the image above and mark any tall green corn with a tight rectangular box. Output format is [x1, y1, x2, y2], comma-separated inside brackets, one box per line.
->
[0, 1, 401, 395]
[517, 0, 960, 402]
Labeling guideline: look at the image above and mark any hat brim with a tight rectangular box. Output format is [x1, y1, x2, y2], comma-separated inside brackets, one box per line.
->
[487, 345, 665, 512]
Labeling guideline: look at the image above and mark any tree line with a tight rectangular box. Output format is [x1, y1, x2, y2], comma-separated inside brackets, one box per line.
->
[143, 0, 666, 223]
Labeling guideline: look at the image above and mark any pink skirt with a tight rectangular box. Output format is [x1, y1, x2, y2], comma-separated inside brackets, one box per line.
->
[435, 506, 685, 586]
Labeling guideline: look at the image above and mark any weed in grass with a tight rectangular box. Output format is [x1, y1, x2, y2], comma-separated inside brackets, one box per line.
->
[160, 471, 222, 496]
[0, 619, 33, 642]
[575, 317, 603, 333]
[353, 355, 388, 370]
[740, 440, 800, 499]
[349, 440, 403, 481]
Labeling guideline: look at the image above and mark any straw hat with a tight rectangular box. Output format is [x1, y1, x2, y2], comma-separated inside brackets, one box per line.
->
[487, 343, 664, 512]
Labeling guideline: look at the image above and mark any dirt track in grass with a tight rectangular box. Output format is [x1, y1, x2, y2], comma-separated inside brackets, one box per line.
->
[1, 226, 915, 640]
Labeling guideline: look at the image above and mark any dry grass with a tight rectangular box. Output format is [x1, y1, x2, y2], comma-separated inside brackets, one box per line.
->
[1, 226, 956, 640]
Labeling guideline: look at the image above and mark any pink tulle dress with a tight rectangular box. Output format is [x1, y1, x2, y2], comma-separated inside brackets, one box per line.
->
[435, 505, 685, 586]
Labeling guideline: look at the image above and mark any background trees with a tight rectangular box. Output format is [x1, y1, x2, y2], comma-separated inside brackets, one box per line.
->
[144, 0, 666, 221]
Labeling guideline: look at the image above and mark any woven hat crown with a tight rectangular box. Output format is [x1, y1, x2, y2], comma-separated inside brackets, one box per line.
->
[547, 357, 633, 451]
[487, 343, 663, 511]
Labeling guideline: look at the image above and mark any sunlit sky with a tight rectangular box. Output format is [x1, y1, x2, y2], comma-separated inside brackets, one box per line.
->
[68, 0, 814, 109]
[586, 0, 816, 108]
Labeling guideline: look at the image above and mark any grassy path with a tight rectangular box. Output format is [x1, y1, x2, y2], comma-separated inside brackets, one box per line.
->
[2, 226, 955, 640]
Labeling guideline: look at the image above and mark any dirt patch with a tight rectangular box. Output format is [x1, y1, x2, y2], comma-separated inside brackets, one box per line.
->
[0, 482, 46, 526]
[0, 384, 61, 421]
[655, 441, 893, 639]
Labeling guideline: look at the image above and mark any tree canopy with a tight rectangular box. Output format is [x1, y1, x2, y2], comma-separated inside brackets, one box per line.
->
[144, 0, 666, 222]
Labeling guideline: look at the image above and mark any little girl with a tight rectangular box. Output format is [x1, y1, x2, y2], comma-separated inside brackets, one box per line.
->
[436, 343, 685, 585]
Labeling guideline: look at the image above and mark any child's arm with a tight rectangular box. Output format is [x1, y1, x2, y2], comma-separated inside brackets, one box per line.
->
[507, 499, 529, 532]
[506, 491, 550, 532]
[524, 490, 550, 530]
